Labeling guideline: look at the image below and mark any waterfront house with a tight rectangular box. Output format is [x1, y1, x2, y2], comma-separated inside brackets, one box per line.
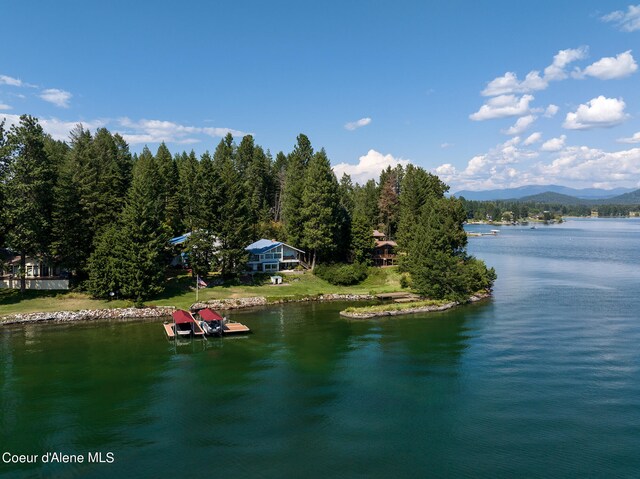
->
[245, 239, 306, 273]
[0, 252, 69, 290]
[372, 231, 397, 267]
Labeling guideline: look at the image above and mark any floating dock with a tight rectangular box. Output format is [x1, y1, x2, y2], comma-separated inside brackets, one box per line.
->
[163, 310, 205, 340]
[196, 308, 251, 336]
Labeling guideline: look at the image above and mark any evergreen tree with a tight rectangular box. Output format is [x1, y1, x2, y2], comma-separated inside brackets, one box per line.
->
[87, 225, 123, 298]
[116, 149, 168, 302]
[282, 134, 313, 247]
[301, 149, 340, 268]
[0, 121, 9, 246]
[197, 151, 220, 232]
[350, 211, 374, 264]
[272, 151, 288, 222]
[177, 150, 200, 232]
[353, 179, 379, 230]
[4, 115, 55, 292]
[155, 143, 181, 234]
[378, 170, 399, 239]
[213, 134, 250, 275]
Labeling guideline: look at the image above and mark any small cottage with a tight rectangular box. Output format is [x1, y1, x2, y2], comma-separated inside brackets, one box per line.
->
[372, 231, 397, 267]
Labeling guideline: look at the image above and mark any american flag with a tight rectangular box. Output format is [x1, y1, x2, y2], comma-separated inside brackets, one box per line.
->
[197, 276, 208, 288]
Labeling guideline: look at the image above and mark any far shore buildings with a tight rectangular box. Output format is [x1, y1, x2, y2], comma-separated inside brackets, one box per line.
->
[372, 230, 397, 267]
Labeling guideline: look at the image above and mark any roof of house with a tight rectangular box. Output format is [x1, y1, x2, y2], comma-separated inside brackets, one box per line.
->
[375, 240, 397, 247]
[372, 230, 386, 238]
[169, 232, 192, 245]
[246, 239, 305, 255]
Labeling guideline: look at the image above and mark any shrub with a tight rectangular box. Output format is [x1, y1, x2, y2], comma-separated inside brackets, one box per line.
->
[313, 262, 369, 286]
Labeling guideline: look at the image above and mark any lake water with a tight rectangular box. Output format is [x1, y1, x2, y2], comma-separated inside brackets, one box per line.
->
[1, 218, 639, 478]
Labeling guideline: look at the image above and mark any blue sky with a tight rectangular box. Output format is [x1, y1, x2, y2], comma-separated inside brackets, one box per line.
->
[1, 1, 639, 191]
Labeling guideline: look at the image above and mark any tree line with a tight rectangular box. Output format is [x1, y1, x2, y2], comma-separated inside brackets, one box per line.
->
[1, 114, 495, 303]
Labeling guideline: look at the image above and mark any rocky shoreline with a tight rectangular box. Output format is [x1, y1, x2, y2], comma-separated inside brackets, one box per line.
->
[0, 306, 177, 326]
[190, 293, 375, 311]
[339, 292, 491, 319]
[0, 294, 377, 326]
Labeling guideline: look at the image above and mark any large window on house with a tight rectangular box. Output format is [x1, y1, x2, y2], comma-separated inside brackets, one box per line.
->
[264, 263, 278, 272]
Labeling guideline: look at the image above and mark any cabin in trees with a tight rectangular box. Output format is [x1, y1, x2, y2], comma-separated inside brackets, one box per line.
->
[372, 230, 397, 267]
[246, 239, 306, 273]
[0, 251, 69, 290]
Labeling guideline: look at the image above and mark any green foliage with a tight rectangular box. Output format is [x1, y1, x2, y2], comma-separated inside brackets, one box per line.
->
[314, 262, 369, 286]
[4, 115, 55, 292]
[301, 149, 341, 267]
[350, 212, 374, 264]
[282, 134, 312, 247]
[183, 230, 219, 278]
[87, 225, 123, 298]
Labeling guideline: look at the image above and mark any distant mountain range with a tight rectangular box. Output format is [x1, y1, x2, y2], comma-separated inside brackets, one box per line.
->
[453, 185, 636, 201]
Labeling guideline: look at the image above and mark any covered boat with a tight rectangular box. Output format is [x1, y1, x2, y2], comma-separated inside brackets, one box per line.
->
[198, 308, 224, 336]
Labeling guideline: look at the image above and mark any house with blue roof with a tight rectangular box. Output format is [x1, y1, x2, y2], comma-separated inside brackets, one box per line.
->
[245, 239, 306, 272]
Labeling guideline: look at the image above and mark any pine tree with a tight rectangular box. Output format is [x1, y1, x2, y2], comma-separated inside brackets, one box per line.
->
[0, 121, 9, 247]
[116, 149, 168, 302]
[4, 115, 55, 292]
[155, 143, 181, 234]
[350, 211, 374, 264]
[196, 151, 220, 232]
[177, 150, 200, 232]
[301, 149, 340, 268]
[378, 171, 399, 239]
[213, 134, 250, 275]
[282, 134, 313, 247]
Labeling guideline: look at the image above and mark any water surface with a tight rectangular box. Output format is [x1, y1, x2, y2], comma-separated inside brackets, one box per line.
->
[1, 218, 639, 478]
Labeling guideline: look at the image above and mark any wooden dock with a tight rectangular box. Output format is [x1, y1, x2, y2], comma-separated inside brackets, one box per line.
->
[222, 322, 251, 334]
[163, 322, 175, 339]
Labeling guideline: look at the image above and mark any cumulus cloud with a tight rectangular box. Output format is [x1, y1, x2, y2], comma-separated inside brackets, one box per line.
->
[617, 132, 640, 143]
[0, 74, 24, 87]
[540, 135, 567, 152]
[502, 115, 536, 135]
[39, 88, 72, 108]
[544, 104, 559, 117]
[543, 47, 589, 81]
[481, 47, 588, 97]
[470, 94, 534, 121]
[481, 71, 547, 96]
[573, 50, 637, 80]
[344, 117, 372, 131]
[563, 96, 629, 130]
[537, 145, 640, 184]
[601, 4, 640, 32]
[117, 118, 249, 144]
[523, 132, 543, 145]
[332, 149, 411, 183]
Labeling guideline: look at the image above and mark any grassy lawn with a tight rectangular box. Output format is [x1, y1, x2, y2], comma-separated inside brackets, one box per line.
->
[1, 267, 404, 317]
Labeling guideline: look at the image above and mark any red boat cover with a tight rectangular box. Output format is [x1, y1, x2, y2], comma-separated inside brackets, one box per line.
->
[199, 308, 224, 321]
[172, 310, 195, 324]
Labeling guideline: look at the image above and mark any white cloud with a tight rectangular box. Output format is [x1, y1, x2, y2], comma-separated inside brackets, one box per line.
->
[117, 118, 249, 144]
[0, 75, 24, 87]
[617, 132, 640, 143]
[481, 71, 547, 96]
[435, 163, 456, 175]
[332, 149, 411, 183]
[440, 142, 453, 149]
[544, 104, 559, 117]
[344, 117, 372, 131]
[540, 135, 567, 152]
[0, 113, 108, 141]
[563, 96, 629, 130]
[39, 88, 72, 108]
[543, 47, 589, 81]
[537, 145, 640, 184]
[481, 47, 588, 97]
[470, 94, 534, 121]
[523, 132, 542, 145]
[502, 115, 536, 135]
[574, 50, 637, 80]
[0, 103, 11, 110]
[602, 4, 640, 32]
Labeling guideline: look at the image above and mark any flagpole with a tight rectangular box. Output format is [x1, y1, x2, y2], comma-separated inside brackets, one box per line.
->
[196, 274, 199, 303]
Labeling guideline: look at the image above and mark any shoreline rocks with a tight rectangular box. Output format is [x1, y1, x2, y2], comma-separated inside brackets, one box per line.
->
[339, 291, 491, 319]
[0, 306, 176, 326]
[190, 293, 375, 311]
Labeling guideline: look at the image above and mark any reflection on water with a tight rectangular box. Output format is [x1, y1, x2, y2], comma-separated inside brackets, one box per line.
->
[1, 218, 640, 478]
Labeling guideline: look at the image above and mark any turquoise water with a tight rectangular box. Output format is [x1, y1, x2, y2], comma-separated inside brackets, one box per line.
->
[1, 218, 640, 478]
